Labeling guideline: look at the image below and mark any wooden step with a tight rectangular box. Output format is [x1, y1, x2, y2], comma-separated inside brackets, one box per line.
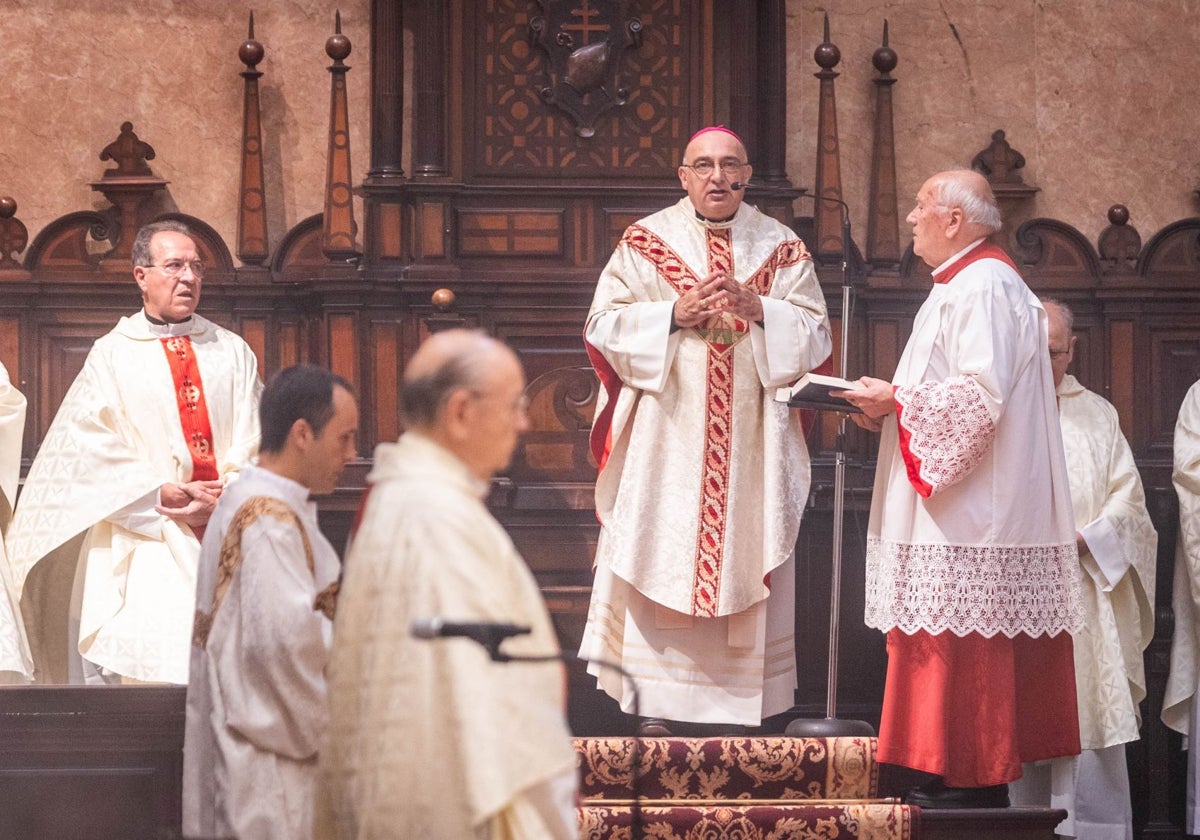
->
[920, 806, 1068, 840]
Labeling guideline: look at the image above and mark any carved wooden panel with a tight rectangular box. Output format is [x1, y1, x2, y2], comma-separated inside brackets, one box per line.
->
[469, 0, 699, 179]
[1148, 327, 1200, 458]
[456, 208, 565, 257]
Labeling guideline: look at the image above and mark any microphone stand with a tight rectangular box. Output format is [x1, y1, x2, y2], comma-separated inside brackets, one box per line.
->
[775, 192, 874, 739]
[425, 637, 646, 840]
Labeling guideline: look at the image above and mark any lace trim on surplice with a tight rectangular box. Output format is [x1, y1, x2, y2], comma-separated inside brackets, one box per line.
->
[895, 377, 995, 497]
[864, 536, 1083, 638]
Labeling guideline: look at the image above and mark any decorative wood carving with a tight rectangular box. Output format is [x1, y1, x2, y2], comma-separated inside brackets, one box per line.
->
[813, 14, 846, 261]
[236, 13, 269, 266]
[972, 129, 1039, 206]
[866, 22, 901, 266]
[1014, 217, 1101, 286]
[0, 197, 30, 278]
[90, 123, 167, 270]
[472, 0, 689, 177]
[367, 0, 403, 182]
[529, 0, 643, 138]
[1098, 205, 1142, 273]
[321, 12, 359, 261]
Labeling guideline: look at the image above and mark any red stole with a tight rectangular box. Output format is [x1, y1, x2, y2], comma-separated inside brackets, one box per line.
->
[161, 335, 218, 539]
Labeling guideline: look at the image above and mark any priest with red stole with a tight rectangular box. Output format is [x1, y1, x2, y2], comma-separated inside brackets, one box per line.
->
[839, 169, 1082, 807]
[6, 220, 261, 685]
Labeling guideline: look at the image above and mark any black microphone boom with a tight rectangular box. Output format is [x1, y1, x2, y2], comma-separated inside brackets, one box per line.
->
[410, 617, 531, 650]
[729, 181, 745, 191]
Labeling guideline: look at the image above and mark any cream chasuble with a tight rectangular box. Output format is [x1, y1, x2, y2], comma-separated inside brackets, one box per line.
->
[0, 362, 32, 682]
[864, 242, 1082, 640]
[315, 433, 578, 840]
[184, 466, 339, 840]
[1057, 374, 1156, 749]
[6, 311, 261, 684]
[580, 197, 831, 724]
[1164, 379, 1200, 833]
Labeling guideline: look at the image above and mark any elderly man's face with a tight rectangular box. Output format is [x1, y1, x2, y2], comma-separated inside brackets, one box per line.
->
[460, 352, 530, 481]
[1046, 307, 1075, 389]
[678, 131, 751, 221]
[133, 231, 203, 323]
[906, 178, 954, 268]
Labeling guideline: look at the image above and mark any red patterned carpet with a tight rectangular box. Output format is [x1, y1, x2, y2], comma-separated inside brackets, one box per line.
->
[575, 736, 918, 839]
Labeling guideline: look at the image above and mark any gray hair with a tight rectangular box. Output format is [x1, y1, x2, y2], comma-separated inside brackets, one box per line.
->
[399, 330, 493, 429]
[1041, 298, 1074, 334]
[934, 170, 1003, 234]
[131, 220, 195, 267]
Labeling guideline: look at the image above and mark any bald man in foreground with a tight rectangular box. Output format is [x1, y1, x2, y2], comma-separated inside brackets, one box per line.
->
[315, 329, 578, 840]
[841, 169, 1082, 808]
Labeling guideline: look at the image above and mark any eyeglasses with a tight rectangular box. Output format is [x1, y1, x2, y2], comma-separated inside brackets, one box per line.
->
[469, 390, 529, 415]
[1048, 349, 1071, 358]
[144, 260, 205, 279]
[680, 159, 747, 178]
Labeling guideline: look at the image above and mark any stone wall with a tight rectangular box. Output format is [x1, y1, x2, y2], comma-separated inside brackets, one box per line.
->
[3, 1, 1198, 258]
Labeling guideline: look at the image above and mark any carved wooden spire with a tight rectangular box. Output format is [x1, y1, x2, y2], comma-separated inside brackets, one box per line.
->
[91, 123, 167, 269]
[237, 12, 269, 266]
[813, 13, 846, 260]
[867, 20, 901, 265]
[322, 11, 359, 261]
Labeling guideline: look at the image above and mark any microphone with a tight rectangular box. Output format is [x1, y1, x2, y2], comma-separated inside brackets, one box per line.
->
[410, 617, 531, 650]
[730, 181, 745, 191]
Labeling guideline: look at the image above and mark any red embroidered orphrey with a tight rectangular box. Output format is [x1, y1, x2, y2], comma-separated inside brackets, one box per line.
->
[608, 225, 809, 616]
[161, 336, 219, 538]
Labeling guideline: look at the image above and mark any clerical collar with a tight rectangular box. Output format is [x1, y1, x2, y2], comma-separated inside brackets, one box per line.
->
[694, 209, 738, 224]
[141, 310, 194, 337]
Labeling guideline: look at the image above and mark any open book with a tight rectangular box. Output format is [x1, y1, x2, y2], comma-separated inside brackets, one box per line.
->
[775, 372, 863, 413]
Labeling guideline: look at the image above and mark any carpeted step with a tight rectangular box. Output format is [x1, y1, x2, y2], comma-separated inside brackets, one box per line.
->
[575, 735, 881, 801]
[577, 800, 918, 839]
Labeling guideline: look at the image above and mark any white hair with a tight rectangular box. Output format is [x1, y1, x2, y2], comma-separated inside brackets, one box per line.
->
[934, 170, 1002, 234]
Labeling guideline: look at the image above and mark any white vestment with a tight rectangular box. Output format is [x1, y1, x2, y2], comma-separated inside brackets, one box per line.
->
[6, 311, 261, 684]
[314, 433, 578, 840]
[864, 241, 1081, 640]
[184, 466, 339, 840]
[1010, 374, 1156, 840]
[0, 362, 32, 682]
[1163, 379, 1200, 832]
[580, 197, 831, 725]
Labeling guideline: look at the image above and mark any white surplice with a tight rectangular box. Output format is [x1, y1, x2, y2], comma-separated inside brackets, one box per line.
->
[580, 197, 831, 725]
[1010, 374, 1155, 840]
[1163, 379, 1200, 832]
[0, 361, 32, 682]
[183, 466, 339, 840]
[6, 311, 261, 684]
[864, 242, 1081, 640]
[314, 433, 578, 840]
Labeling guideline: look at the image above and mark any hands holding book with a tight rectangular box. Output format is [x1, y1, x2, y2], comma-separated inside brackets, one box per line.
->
[835, 377, 896, 431]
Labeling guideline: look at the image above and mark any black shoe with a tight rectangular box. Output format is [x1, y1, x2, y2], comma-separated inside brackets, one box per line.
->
[905, 780, 1010, 809]
[636, 717, 673, 737]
